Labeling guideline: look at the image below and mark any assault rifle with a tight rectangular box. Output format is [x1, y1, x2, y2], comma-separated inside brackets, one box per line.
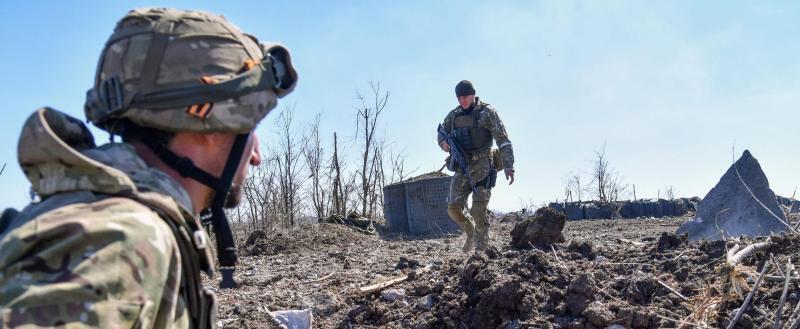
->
[437, 124, 476, 193]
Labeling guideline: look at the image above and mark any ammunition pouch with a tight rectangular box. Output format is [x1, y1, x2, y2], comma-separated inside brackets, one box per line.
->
[491, 148, 503, 171]
[452, 127, 474, 150]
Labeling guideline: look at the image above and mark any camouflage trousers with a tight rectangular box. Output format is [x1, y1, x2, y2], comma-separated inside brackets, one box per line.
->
[447, 170, 492, 252]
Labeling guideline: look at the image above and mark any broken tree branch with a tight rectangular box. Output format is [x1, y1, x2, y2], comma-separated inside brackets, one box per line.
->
[763, 275, 800, 283]
[770, 254, 785, 278]
[358, 264, 432, 294]
[727, 241, 772, 267]
[657, 279, 688, 301]
[787, 296, 800, 329]
[772, 260, 794, 329]
[302, 272, 335, 284]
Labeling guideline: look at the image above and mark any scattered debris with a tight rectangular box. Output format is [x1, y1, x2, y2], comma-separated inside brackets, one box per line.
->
[319, 212, 377, 235]
[211, 214, 800, 328]
[270, 309, 313, 329]
[380, 289, 406, 302]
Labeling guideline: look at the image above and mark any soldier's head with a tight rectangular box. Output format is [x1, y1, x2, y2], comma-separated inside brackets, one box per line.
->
[455, 80, 476, 109]
[84, 8, 297, 213]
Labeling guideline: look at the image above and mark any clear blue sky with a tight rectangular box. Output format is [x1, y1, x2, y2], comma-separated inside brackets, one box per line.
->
[1, 1, 798, 211]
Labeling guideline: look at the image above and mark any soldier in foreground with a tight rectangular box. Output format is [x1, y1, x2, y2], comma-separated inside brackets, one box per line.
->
[0, 8, 297, 328]
[438, 80, 515, 253]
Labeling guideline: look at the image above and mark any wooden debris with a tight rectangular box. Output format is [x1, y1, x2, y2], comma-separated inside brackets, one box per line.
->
[657, 279, 688, 301]
[358, 264, 432, 294]
[302, 272, 336, 284]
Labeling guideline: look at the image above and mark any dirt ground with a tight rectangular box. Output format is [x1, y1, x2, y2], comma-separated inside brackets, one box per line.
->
[209, 213, 800, 328]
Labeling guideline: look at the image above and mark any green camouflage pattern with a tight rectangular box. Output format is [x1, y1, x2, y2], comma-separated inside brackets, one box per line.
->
[86, 7, 298, 134]
[440, 97, 514, 252]
[1, 108, 213, 328]
[438, 97, 515, 176]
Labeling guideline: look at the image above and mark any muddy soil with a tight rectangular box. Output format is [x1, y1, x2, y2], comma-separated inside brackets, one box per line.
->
[209, 214, 800, 328]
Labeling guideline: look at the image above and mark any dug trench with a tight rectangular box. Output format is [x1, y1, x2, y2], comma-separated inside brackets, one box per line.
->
[208, 212, 800, 328]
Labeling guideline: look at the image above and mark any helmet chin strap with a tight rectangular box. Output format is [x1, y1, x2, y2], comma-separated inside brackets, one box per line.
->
[138, 132, 251, 289]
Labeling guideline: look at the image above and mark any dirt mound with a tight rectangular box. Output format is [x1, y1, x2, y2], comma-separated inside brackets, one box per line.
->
[213, 217, 800, 328]
[247, 223, 373, 256]
[510, 207, 566, 249]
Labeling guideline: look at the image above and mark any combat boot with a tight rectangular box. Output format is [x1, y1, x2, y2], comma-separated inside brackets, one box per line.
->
[448, 204, 475, 253]
[461, 225, 475, 252]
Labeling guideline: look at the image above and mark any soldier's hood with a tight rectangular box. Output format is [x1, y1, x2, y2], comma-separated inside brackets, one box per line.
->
[17, 107, 194, 215]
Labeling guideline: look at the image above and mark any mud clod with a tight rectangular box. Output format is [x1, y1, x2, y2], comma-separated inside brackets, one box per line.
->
[583, 301, 614, 327]
[565, 274, 595, 315]
[510, 207, 566, 249]
[656, 232, 686, 251]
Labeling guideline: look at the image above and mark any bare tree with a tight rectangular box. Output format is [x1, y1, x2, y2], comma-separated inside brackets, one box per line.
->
[241, 158, 278, 230]
[303, 114, 328, 220]
[330, 132, 346, 216]
[0, 163, 6, 176]
[664, 185, 675, 200]
[566, 173, 584, 203]
[605, 172, 627, 202]
[589, 143, 627, 202]
[388, 148, 415, 183]
[368, 141, 386, 216]
[274, 107, 306, 227]
[227, 81, 403, 232]
[354, 82, 389, 218]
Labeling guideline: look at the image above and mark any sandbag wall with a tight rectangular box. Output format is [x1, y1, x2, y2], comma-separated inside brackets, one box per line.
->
[383, 175, 460, 235]
[548, 199, 695, 220]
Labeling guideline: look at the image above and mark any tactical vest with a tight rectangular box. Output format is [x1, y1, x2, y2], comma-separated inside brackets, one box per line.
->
[450, 105, 492, 153]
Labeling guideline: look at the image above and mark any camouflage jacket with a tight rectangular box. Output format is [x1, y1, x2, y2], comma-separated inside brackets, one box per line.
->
[0, 108, 216, 328]
[438, 98, 515, 171]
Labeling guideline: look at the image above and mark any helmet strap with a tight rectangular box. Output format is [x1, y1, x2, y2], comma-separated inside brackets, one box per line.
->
[137, 132, 251, 289]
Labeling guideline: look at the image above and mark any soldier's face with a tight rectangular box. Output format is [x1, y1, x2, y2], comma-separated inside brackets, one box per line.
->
[225, 133, 261, 208]
[458, 95, 475, 109]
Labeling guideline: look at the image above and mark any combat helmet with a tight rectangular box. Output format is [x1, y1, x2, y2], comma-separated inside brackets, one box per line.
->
[84, 8, 298, 288]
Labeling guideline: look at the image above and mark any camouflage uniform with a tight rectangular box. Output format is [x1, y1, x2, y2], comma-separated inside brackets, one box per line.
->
[0, 8, 297, 328]
[438, 97, 514, 252]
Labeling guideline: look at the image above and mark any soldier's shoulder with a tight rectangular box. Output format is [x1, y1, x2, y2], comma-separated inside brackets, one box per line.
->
[479, 101, 498, 113]
[0, 196, 179, 328]
[478, 103, 500, 122]
[16, 196, 176, 251]
[444, 107, 460, 119]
